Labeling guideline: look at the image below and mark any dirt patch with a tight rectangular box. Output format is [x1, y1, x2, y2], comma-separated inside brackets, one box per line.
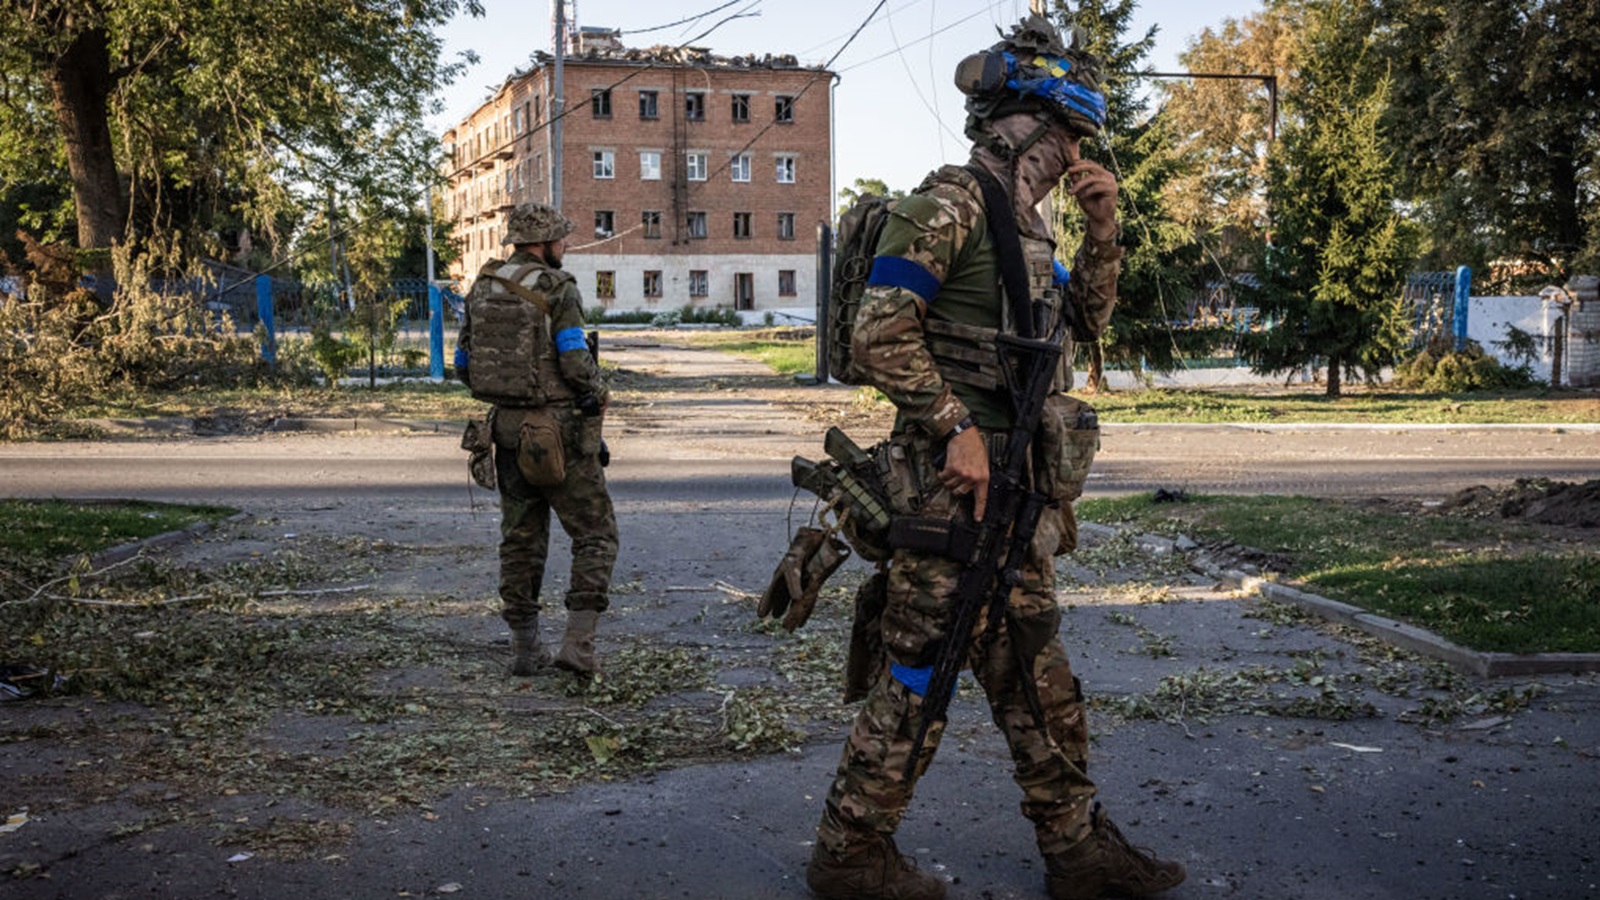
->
[1436, 478, 1600, 529]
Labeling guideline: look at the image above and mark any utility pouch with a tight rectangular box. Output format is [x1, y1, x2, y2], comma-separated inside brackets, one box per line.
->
[843, 571, 889, 704]
[461, 416, 496, 490]
[515, 408, 566, 487]
[880, 433, 935, 516]
[1038, 394, 1098, 554]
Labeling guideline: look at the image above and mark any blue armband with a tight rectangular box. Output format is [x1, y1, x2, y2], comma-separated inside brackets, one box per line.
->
[554, 326, 588, 354]
[453, 345, 468, 368]
[890, 662, 959, 697]
[1053, 260, 1071, 288]
[867, 256, 942, 305]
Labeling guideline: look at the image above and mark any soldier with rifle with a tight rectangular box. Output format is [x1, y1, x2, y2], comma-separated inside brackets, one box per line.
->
[800, 15, 1185, 900]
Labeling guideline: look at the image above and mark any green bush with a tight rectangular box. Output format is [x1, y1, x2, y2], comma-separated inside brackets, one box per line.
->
[1393, 340, 1538, 391]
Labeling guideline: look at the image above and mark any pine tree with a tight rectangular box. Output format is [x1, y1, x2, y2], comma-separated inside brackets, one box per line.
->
[1241, 0, 1414, 397]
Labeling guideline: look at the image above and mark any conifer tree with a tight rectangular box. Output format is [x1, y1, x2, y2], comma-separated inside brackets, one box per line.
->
[1241, 0, 1414, 397]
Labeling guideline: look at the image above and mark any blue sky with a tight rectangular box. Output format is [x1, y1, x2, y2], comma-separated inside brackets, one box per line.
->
[429, 0, 1266, 197]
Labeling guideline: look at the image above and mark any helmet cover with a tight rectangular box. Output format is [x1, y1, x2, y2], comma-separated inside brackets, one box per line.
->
[502, 203, 574, 245]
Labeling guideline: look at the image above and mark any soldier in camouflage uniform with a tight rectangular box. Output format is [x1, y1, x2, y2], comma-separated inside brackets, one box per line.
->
[455, 203, 617, 676]
[806, 16, 1185, 900]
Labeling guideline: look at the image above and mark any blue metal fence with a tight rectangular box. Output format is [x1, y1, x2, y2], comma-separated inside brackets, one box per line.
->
[1402, 267, 1472, 350]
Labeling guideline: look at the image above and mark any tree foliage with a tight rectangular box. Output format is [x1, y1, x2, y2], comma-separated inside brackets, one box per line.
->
[1241, 0, 1415, 397]
[1377, 0, 1600, 278]
[1055, 0, 1220, 383]
[837, 177, 906, 217]
[1158, 3, 1303, 263]
[0, 0, 481, 270]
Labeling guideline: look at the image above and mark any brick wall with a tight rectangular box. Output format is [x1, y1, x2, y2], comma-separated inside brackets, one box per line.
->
[444, 56, 833, 315]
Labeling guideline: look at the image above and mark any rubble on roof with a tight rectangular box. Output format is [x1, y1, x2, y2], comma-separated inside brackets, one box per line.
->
[531, 41, 808, 70]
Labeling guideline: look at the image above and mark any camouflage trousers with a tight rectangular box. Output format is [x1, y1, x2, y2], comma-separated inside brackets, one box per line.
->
[816, 492, 1096, 861]
[493, 406, 618, 628]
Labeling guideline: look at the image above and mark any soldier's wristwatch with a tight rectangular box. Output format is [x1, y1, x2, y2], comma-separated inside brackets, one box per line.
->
[946, 416, 976, 439]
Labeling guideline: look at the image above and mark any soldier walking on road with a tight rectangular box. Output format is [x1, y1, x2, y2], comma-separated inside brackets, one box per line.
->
[455, 203, 617, 677]
[805, 16, 1185, 900]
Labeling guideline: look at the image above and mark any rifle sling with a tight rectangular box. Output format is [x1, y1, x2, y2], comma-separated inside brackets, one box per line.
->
[964, 164, 1036, 341]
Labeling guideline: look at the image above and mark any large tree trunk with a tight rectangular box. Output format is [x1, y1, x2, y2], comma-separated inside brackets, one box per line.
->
[1325, 353, 1342, 397]
[47, 25, 124, 298]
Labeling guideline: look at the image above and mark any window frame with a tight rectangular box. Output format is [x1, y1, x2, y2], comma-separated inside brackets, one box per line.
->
[685, 91, 706, 121]
[639, 150, 662, 181]
[730, 153, 751, 182]
[592, 149, 615, 179]
[596, 270, 616, 300]
[778, 269, 797, 297]
[777, 212, 795, 240]
[774, 95, 795, 123]
[732, 211, 752, 239]
[688, 269, 709, 297]
[775, 155, 796, 184]
[731, 93, 750, 123]
[686, 211, 708, 240]
[593, 210, 615, 239]
[643, 270, 663, 298]
[638, 90, 659, 119]
[686, 152, 708, 181]
[591, 89, 612, 118]
[642, 210, 662, 239]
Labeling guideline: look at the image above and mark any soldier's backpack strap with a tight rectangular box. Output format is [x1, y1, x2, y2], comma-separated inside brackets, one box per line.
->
[484, 263, 553, 318]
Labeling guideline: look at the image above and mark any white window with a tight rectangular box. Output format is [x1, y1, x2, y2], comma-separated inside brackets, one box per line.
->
[593, 150, 614, 179]
[640, 150, 662, 181]
[730, 153, 751, 182]
[686, 152, 708, 181]
[775, 155, 796, 184]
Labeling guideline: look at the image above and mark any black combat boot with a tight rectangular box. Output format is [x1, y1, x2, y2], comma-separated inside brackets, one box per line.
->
[806, 834, 946, 900]
[1044, 806, 1185, 899]
[510, 622, 551, 676]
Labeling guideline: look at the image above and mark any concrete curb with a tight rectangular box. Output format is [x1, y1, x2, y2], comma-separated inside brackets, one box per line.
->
[1080, 522, 1600, 678]
[79, 417, 464, 436]
[87, 510, 251, 568]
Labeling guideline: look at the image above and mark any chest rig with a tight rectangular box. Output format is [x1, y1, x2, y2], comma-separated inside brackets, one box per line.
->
[921, 166, 1073, 402]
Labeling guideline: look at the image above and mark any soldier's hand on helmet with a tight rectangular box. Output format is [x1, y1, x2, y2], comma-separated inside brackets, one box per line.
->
[939, 427, 989, 521]
[1065, 159, 1118, 240]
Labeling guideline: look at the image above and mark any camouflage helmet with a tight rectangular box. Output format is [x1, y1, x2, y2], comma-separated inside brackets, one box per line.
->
[955, 13, 1107, 145]
[502, 203, 574, 246]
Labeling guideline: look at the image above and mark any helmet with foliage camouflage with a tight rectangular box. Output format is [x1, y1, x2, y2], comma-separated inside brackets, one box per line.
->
[955, 13, 1107, 146]
[502, 203, 574, 246]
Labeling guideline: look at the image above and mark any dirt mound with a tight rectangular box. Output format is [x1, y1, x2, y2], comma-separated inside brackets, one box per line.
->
[1438, 478, 1600, 529]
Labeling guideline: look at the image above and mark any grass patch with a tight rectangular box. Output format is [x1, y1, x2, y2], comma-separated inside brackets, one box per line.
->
[1087, 386, 1598, 425]
[0, 499, 234, 567]
[1078, 492, 1600, 654]
[61, 379, 483, 424]
[678, 328, 817, 376]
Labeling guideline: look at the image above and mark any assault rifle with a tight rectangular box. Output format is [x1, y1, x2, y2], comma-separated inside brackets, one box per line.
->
[903, 314, 1066, 776]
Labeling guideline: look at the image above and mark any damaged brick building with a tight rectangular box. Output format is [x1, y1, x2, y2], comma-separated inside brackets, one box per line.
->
[442, 28, 835, 314]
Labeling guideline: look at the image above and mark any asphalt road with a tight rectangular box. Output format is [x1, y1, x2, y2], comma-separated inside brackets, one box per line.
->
[2, 344, 1598, 900]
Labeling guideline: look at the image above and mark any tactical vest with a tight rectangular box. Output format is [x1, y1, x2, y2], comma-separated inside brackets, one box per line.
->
[918, 167, 1072, 418]
[465, 260, 576, 408]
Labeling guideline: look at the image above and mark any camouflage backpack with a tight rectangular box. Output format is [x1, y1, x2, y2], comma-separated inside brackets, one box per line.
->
[826, 194, 894, 385]
[464, 261, 565, 407]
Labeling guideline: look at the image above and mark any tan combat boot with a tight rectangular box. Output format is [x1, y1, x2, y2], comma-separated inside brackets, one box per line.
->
[1044, 806, 1185, 900]
[806, 835, 946, 900]
[553, 609, 600, 674]
[510, 622, 551, 676]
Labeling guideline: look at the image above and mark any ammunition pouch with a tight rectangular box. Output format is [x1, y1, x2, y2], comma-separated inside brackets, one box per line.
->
[461, 415, 496, 491]
[515, 408, 566, 487]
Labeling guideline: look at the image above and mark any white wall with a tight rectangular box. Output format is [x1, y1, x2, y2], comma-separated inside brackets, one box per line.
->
[563, 252, 817, 313]
[1466, 295, 1561, 382]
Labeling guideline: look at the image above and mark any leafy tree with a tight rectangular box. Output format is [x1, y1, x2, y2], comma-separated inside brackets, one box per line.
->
[1377, 0, 1600, 278]
[837, 177, 906, 217]
[1053, 0, 1218, 388]
[0, 0, 482, 285]
[1241, 0, 1415, 397]
[1158, 3, 1304, 264]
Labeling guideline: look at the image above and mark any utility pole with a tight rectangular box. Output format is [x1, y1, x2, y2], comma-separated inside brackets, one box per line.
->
[551, 0, 568, 209]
